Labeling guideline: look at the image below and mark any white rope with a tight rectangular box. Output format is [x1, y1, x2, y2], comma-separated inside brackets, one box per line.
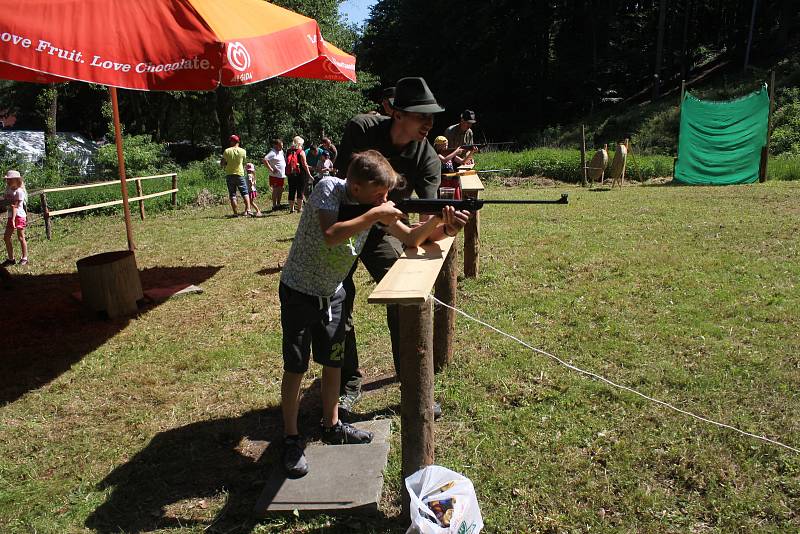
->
[431, 296, 800, 454]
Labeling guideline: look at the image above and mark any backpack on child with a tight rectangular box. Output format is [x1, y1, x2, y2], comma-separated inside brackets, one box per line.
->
[286, 148, 301, 176]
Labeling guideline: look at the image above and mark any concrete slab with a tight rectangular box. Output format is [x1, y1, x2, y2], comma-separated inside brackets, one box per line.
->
[254, 419, 392, 516]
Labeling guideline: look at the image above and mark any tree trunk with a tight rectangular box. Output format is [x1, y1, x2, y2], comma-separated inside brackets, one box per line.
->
[652, 0, 668, 101]
[41, 86, 58, 169]
[680, 0, 691, 82]
[215, 86, 235, 149]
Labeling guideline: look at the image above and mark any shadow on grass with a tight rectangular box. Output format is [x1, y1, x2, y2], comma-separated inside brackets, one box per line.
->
[85, 381, 401, 533]
[257, 265, 282, 276]
[0, 265, 221, 405]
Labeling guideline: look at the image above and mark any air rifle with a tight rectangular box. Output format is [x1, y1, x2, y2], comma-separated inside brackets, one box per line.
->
[337, 194, 568, 221]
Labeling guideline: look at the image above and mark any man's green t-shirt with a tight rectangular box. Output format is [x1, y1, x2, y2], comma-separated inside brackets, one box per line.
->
[336, 114, 441, 202]
[223, 146, 246, 176]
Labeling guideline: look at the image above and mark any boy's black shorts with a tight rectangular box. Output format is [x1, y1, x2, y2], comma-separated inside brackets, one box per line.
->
[280, 282, 347, 373]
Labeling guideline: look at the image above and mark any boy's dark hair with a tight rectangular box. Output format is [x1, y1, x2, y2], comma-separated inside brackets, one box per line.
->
[271, 138, 282, 146]
[347, 150, 403, 190]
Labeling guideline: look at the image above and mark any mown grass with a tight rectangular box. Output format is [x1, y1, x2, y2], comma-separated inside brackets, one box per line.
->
[476, 149, 800, 182]
[1, 180, 799, 533]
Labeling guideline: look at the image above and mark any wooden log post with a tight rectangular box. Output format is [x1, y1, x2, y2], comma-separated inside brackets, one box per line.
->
[463, 191, 480, 278]
[76, 250, 143, 319]
[367, 236, 455, 521]
[433, 239, 457, 372]
[171, 173, 178, 207]
[135, 178, 145, 220]
[40, 192, 52, 240]
[399, 300, 435, 520]
[580, 124, 588, 187]
[760, 70, 776, 183]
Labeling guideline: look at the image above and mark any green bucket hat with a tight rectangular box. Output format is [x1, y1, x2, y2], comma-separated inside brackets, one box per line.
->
[391, 77, 445, 114]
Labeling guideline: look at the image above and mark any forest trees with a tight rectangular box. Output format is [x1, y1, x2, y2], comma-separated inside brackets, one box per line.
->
[358, 0, 799, 141]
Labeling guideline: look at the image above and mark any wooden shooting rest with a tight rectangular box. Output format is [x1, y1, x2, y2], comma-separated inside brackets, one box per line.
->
[367, 235, 457, 520]
[444, 166, 484, 278]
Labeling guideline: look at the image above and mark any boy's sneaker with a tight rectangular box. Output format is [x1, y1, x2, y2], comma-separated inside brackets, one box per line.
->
[18, 258, 28, 266]
[1, 259, 14, 267]
[322, 420, 373, 445]
[283, 435, 308, 478]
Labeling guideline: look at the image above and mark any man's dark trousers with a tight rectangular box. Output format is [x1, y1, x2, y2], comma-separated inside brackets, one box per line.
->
[341, 225, 403, 394]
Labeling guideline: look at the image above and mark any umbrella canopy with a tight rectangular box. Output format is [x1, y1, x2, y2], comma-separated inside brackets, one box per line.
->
[0, 0, 356, 250]
[0, 0, 356, 88]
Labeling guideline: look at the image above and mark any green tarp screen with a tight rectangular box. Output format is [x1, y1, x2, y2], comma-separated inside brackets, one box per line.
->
[675, 86, 769, 185]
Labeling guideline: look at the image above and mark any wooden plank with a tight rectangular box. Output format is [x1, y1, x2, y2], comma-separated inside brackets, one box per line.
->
[367, 236, 455, 304]
[48, 189, 178, 217]
[41, 173, 176, 193]
[457, 163, 475, 170]
[460, 173, 484, 192]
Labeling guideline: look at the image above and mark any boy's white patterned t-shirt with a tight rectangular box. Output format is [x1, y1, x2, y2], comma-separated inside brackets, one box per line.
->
[280, 177, 369, 297]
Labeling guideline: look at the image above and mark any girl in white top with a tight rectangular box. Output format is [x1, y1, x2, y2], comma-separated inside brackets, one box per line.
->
[3, 170, 28, 266]
[264, 138, 287, 210]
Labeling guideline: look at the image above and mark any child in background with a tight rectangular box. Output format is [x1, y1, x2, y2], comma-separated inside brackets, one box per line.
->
[316, 151, 333, 183]
[278, 150, 465, 477]
[3, 170, 28, 266]
[245, 163, 263, 217]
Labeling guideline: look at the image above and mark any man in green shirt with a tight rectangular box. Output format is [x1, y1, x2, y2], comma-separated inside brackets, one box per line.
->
[220, 134, 254, 217]
[444, 109, 476, 151]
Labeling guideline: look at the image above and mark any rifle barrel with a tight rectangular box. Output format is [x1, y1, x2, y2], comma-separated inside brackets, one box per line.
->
[482, 194, 568, 204]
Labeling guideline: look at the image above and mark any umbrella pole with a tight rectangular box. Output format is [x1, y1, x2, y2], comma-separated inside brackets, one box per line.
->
[109, 86, 135, 251]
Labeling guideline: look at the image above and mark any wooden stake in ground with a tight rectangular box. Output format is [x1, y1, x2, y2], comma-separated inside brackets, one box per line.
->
[433, 241, 457, 372]
[399, 300, 434, 520]
[580, 125, 588, 187]
[760, 70, 776, 182]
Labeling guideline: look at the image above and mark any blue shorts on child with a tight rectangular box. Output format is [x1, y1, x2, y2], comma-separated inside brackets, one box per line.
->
[280, 282, 348, 373]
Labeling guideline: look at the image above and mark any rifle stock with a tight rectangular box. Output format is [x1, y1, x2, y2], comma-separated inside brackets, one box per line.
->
[337, 194, 568, 221]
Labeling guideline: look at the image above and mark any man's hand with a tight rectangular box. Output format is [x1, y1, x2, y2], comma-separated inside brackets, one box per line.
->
[368, 201, 405, 226]
[441, 205, 470, 234]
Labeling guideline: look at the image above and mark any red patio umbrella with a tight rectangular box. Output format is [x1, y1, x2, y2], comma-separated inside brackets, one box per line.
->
[0, 0, 356, 249]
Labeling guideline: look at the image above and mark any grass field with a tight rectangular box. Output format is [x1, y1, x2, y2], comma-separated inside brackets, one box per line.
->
[1, 179, 799, 533]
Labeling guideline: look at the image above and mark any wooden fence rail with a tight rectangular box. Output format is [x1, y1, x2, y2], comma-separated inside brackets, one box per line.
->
[38, 173, 178, 240]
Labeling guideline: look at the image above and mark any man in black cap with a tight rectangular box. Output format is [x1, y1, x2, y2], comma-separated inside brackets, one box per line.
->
[336, 77, 470, 417]
[444, 109, 477, 151]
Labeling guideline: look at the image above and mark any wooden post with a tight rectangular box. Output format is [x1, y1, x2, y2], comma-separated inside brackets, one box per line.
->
[760, 70, 776, 182]
[399, 300, 435, 521]
[601, 144, 608, 185]
[463, 191, 480, 278]
[135, 178, 145, 220]
[680, 79, 686, 107]
[171, 173, 178, 207]
[109, 86, 135, 251]
[433, 240, 457, 372]
[41, 192, 52, 240]
[580, 125, 588, 187]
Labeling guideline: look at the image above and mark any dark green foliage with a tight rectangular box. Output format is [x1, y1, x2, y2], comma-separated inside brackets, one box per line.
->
[359, 0, 800, 150]
[95, 135, 174, 179]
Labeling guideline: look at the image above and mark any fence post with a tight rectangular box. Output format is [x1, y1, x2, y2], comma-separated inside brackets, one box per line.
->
[433, 241, 457, 372]
[580, 124, 588, 187]
[171, 173, 178, 207]
[135, 178, 145, 220]
[399, 299, 435, 522]
[41, 192, 52, 240]
[464, 192, 480, 278]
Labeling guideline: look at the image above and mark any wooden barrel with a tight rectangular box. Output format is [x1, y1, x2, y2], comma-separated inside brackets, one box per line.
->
[76, 250, 143, 318]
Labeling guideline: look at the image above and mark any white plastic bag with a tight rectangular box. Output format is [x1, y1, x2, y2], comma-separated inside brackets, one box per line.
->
[405, 465, 483, 534]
